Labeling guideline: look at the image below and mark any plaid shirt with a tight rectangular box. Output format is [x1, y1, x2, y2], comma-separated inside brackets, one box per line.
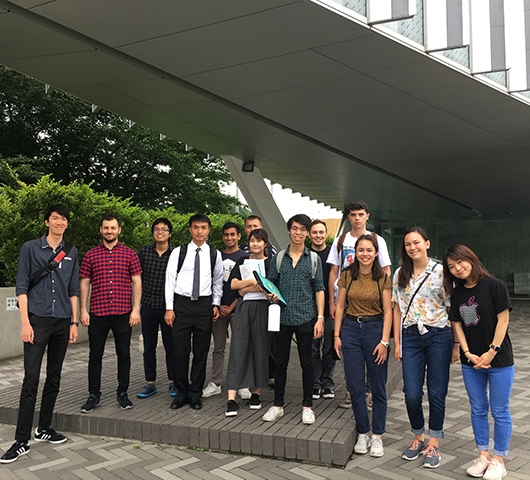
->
[138, 243, 174, 310]
[80, 241, 142, 316]
[268, 246, 324, 326]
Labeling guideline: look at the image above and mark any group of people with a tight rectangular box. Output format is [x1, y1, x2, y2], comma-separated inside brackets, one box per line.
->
[0, 202, 515, 480]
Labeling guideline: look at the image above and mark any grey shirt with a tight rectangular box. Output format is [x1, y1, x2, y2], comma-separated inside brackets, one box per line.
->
[16, 236, 80, 318]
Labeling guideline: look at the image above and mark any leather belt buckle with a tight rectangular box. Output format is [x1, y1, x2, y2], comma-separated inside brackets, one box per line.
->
[190, 296, 198, 301]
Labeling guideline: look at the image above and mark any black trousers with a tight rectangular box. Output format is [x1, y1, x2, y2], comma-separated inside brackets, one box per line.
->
[15, 315, 70, 442]
[88, 313, 131, 397]
[172, 295, 213, 399]
[274, 319, 315, 408]
[141, 306, 175, 382]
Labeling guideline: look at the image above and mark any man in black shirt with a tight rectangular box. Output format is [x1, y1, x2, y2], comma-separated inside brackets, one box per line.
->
[309, 220, 336, 400]
[0, 205, 79, 464]
[136, 218, 177, 399]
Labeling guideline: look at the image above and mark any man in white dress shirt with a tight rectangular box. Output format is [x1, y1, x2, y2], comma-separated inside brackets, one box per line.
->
[164, 214, 223, 410]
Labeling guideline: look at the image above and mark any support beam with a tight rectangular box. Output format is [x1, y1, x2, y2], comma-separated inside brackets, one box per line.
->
[222, 155, 289, 250]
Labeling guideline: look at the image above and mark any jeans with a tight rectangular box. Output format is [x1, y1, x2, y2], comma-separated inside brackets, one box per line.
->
[312, 317, 336, 390]
[461, 364, 514, 456]
[401, 325, 453, 438]
[88, 313, 132, 397]
[274, 320, 315, 408]
[341, 316, 388, 435]
[15, 315, 70, 442]
[141, 306, 174, 382]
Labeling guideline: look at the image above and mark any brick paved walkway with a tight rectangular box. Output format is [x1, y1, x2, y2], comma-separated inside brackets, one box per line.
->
[1, 301, 529, 478]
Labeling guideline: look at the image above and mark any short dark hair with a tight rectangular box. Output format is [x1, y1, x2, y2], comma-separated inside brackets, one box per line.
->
[245, 215, 262, 225]
[222, 222, 241, 234]
[151, 217, 173, 234]
[188, 214, 211, 228]
[101, 212, 120, 226]
[310, 219, 327, 231]
[345, 200, 369, 215]
[287, 213, 312, 231]
[248, 228, 269, 249]
[44, 204, 70, 223]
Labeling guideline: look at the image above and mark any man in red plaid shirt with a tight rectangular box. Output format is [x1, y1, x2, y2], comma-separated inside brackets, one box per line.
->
[79, 213, 142, 413]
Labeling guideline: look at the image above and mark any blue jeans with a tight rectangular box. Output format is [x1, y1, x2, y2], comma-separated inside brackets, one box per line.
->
[341, 316, 388, 435]
[461, 364, 514, 456]
[401, 325, 453, 438]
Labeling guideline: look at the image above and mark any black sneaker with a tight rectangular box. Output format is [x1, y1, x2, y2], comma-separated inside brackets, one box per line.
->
[249, 393, 261, 410]
[312, 387, 321, 400]
[117, 392, 133, 410]
[80, 393, 100, 413]
[34, 427, 67, 444]
[322, 388, 335, 399]
[225, 400, 239, 417]
[0, 441, 30, 464]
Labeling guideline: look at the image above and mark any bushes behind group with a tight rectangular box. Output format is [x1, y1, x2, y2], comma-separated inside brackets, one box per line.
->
[0, 176, 244, 286]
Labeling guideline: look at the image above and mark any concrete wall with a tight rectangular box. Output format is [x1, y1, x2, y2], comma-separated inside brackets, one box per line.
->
[0, 287, 89, 361]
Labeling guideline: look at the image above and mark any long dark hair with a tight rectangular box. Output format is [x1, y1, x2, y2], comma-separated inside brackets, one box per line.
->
[397, 226, 430, 289]
[442, 244, 491, 295]
[344, 234, 384, 282]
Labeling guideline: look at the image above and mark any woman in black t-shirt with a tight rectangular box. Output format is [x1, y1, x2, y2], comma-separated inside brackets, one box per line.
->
[443, 244, 513, 480]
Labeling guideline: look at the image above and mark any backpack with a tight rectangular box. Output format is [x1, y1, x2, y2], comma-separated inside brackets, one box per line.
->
[275, 249, 319, 279]
[176, 243, 218, 278]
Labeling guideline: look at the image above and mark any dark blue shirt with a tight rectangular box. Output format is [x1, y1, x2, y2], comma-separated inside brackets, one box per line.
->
[16, 236, 80, 318]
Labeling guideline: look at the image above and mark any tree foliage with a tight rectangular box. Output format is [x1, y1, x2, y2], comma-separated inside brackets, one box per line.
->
[0, 177, 244, 286]
[0, 66, 239, 213]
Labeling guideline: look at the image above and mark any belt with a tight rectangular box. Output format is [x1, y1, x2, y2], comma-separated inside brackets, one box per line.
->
[347, 314, 383, 324]
[175, 294, 211, 302]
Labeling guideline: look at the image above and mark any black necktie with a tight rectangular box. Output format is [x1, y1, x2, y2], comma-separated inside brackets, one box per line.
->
[192, 247, 201, 299]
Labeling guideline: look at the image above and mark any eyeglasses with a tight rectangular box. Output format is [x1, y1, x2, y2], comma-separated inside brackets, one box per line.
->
[154, 228, 170, 233]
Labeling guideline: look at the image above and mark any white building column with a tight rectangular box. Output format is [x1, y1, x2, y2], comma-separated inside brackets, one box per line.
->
[222, 155, 289, 250]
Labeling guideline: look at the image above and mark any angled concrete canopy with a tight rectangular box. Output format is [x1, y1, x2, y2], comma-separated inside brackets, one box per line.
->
[1, 0, 529, 225]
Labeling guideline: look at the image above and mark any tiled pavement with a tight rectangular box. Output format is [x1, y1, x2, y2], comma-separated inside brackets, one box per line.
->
[1, 300, 529, 478]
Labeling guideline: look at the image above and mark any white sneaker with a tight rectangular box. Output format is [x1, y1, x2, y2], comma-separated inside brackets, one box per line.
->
[202, 382, 222, 398]
[354, 433, 370, 455]
[238, 388, 251, 400]
[369, 435, 384, 457]
[302, 409, 315, 425]
[262, 406, 284, 422]
[483, 459, 507, 480]
[466, 456, 491, 477]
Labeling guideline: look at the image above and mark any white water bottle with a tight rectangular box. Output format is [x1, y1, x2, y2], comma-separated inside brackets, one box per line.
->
[268, 303, 281, 332]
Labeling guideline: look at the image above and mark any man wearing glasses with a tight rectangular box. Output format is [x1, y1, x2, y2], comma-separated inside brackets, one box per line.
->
[136, 218, 177, 399]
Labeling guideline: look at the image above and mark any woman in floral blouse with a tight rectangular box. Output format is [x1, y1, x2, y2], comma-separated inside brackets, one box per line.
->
[392, 227, 459, 470]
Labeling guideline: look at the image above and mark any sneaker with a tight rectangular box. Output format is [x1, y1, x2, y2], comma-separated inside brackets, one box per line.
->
[483, 459, 507, 480]
[34, 427, 67, 444]
[467, 456, 491, 478]
[225, 400, 239, 417]
[366, 392, 373, 411]
[312, 387, 321, 400]
[322, 388, 335, 399]
[0, 441, 30, 464]
[136, 383, 157, 398]
[262, 406, 284, 422]
[203, 382, 222, 398]
[249, 393, 261, 410]
[238, 388, 251, 400]
[339, 390, 351, 409]
[117, 392, 133, 410]
[401, 438, 426, 460]
[422, 444, 441, 469]
[168, 382, 178, 397]
[302, 408, 315, 425]
[80, 393, 100, 413]
[354, 433, 370, 455]
[370, 435, 384, 457]
[268, 378, 275, 387]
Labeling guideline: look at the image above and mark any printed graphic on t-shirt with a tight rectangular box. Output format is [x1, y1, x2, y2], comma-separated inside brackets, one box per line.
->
[223, 258, 236, 282]
[459, 296, 481, 326]
[341, 246, 356, 271]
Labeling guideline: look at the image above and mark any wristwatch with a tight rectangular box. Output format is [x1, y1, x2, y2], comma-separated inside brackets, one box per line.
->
[380, 340, 390, 348]
[489, 343, 501, 352]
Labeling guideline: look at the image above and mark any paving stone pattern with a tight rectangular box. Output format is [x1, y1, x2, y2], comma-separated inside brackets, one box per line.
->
[1, 300, 529, 478]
